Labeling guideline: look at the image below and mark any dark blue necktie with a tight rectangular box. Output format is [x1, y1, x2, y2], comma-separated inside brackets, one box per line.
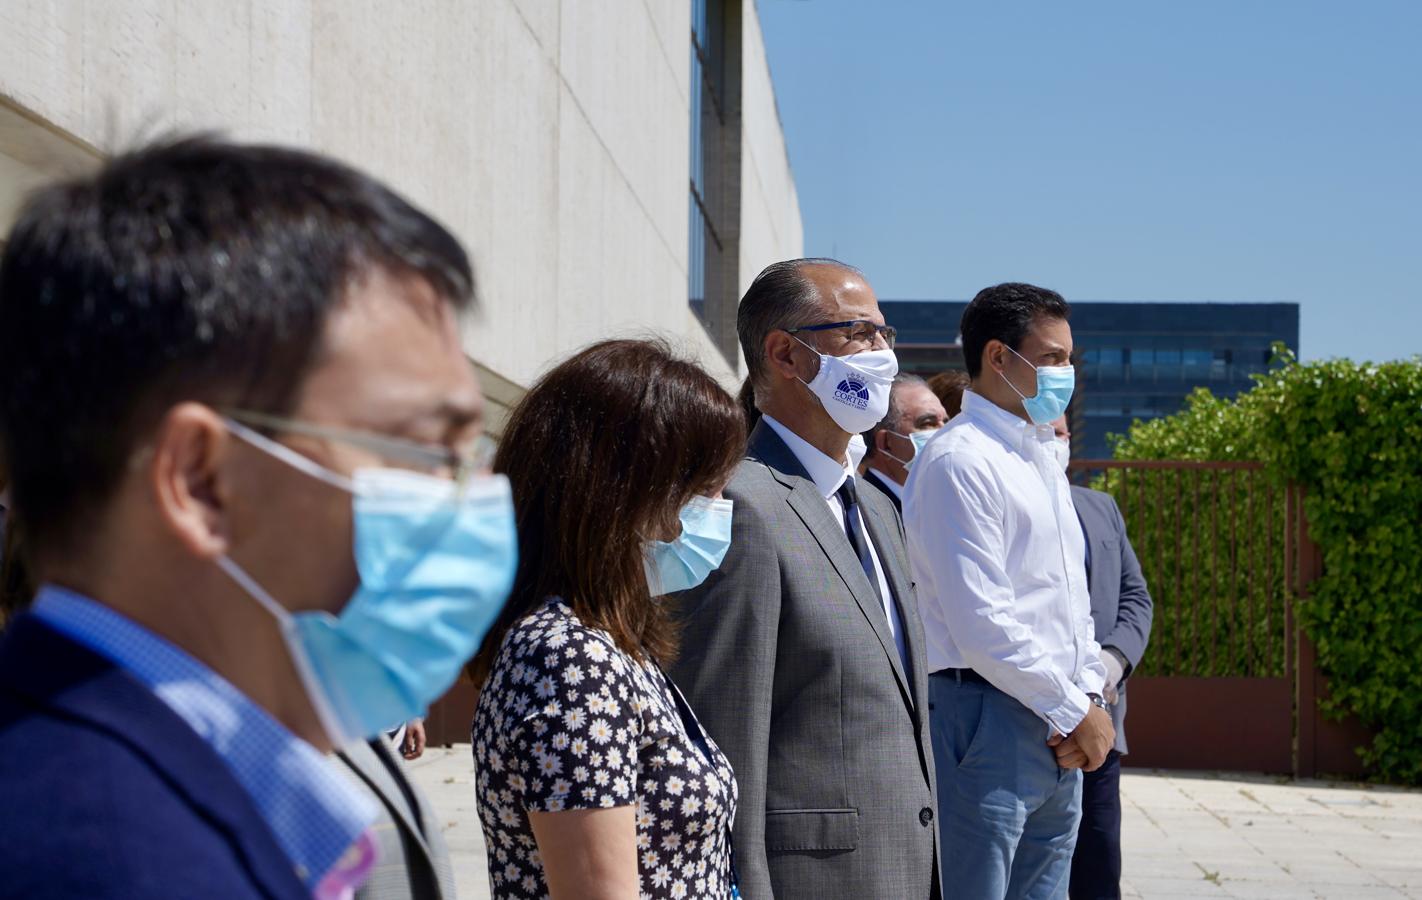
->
[836, 478, 884, 606]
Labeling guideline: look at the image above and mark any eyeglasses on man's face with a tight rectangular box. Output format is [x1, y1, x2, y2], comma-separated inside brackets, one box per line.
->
[226, 409, 497, 491]
[784, 320, 897, 351]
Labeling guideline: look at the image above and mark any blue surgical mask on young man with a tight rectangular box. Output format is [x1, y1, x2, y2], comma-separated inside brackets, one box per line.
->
[218, 419, 518, 746]
[645, 496, 734, 596]
[1000, 345, 1076, 425]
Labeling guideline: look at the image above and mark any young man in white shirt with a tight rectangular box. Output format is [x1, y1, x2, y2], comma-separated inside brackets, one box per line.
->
[903, 282, 1115, 899]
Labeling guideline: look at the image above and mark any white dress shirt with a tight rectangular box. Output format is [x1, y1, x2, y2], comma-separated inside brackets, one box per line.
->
[902, 390, 1106, 736]
[762, 416, 910, 673]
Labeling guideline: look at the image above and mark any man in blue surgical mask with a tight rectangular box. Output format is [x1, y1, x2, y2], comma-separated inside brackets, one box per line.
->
[0, 137, 516, 899]
[904, 283, 1113, 900]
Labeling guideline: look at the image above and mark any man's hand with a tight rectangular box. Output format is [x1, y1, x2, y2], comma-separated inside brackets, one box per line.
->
[401, 718, 427, 760]
[1102, 649, 1125, 705]
[1052, 705, 1115, 771]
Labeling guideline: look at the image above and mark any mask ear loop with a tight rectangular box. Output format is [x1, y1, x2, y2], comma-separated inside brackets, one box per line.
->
[879, 430, 915, 468]
[214, 554, 352, 747]
[996, 344, 1037, 403]
[786, 332, 826, 393]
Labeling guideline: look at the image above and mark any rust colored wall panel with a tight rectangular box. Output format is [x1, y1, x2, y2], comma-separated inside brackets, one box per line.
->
[1120, 677, 1293, 773]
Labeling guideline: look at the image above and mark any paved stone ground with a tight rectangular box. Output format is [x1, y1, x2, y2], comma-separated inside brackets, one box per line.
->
[1119, 769, 1422, 899]
[407, 746, 1422, 899]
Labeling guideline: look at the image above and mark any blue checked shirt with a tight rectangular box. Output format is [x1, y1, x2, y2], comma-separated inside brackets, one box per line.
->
[32, 585, 378, 893]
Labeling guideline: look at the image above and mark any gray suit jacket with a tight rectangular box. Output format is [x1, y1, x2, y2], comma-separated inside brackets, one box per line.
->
[334, 739, 457, 900]
[671, 421, 940, 900]
[1070, 486, 1154, 754]
[861, 467, 902, 514]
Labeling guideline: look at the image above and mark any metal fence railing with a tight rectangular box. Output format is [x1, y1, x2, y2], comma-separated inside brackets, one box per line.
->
[1068, 460, 1294, 679]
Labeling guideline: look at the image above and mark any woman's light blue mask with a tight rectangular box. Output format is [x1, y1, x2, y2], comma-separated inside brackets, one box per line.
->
[644, 496, 734, 596]
[219, 420, 518, 746]
[1001, 345, 1076, 425]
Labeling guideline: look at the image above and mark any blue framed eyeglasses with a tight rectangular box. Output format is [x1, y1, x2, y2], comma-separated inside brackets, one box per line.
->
[784, 320, 897, 349]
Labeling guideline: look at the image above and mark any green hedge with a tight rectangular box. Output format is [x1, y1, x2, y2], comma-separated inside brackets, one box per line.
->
[1109, 347, 1422, 784]
[1088, 464, 1288, 681]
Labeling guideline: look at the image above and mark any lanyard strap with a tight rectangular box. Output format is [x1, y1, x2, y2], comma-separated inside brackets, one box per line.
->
[655, 663, 742, 899]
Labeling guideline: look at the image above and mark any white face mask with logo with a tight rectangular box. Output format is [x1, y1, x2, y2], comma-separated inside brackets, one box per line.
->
[791, 335, 900, 435]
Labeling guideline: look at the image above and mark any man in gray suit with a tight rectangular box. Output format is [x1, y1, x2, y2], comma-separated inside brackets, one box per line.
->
[334, 739, 458, 900]
[672, 258, 940, 900]
[1052, 420, 1153, 900]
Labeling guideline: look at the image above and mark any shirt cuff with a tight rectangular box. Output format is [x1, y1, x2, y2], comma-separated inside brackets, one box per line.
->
[1103, 645, 1131, 678]
[1039, 685, 1092, 737]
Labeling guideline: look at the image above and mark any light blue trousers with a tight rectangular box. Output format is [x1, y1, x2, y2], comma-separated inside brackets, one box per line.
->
[930, 672, 1083, 900]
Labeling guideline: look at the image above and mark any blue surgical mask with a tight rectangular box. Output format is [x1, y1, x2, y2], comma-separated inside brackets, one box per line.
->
[645, 496, 734, 596]
[218, 420, 518, 745]
[1001, 345, 1076, 425]
[883, 429, 937, 471]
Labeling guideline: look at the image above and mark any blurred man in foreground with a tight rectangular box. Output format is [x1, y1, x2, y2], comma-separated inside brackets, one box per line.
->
[0, 137, 515, 899]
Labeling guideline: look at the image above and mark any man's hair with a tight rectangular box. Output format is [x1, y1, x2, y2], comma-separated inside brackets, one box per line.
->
[0, 135, 475, 559]
[959, 283, 1070, 378]
[737, 376, 762, 433]
[863, 374, 926, 460]
[737, 257, 863, 398]
[927, 369, 971, 418]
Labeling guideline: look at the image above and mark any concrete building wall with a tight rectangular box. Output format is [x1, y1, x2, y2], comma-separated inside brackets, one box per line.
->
[0, 0, 803, 420]
[737, 4, 803, 299]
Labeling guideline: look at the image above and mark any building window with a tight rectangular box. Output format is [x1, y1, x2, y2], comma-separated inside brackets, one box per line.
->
[689, 0, 728, 323]
[1211, 348, 1231, 381]
[1183, 348, 1212, 380]
[1156, 348, 1181, 379]
[1128, 348, 1153, 382]
[1095, 348, 1124, 380]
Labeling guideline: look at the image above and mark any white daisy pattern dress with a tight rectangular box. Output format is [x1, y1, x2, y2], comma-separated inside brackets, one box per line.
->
[472, 599, 739, 899]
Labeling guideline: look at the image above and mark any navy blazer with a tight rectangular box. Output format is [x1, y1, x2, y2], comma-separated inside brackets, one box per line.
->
[0, 613, 308, 899]
[861, 467, 903, 514]
[1070, 486, 1154, 754]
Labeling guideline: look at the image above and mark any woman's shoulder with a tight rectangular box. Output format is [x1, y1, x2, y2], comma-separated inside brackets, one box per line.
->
[504, 598, 613, 648]
[498, 599, 640, 677]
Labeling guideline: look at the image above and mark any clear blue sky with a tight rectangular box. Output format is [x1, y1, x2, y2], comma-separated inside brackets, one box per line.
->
[757, 0, 1422, 362]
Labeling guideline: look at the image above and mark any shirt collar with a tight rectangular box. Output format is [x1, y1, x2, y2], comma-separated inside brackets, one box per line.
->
[762, 414, 856, 501]
[31, 585, 378, 892]
[869, 467, 906, 501]
[959, 389, 1057, 455]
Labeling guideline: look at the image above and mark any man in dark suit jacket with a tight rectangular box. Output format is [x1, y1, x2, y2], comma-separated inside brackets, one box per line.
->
[673, 259, 940, 899]
[1067, 482, 1154, 900]
[336, 740, 458, 900]
[860, 375, 949, 512]
[0, 137, 504, 897]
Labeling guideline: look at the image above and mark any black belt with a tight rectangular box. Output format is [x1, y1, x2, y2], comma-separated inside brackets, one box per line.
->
[932, 667, 991, 686]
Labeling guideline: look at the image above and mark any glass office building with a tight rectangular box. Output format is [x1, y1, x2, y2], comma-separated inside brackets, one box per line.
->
[879, 300, 1300, 459]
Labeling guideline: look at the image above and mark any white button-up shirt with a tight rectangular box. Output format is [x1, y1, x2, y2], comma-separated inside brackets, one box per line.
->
[903, 390, 1106, 735]
[761, 415, 910, 672]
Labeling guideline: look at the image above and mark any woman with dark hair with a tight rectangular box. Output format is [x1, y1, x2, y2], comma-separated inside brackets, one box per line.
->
[469, 339, 746, 900]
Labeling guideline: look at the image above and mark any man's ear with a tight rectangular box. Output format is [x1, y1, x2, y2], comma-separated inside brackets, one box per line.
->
[983, 339, 1008, 377]
[763, 330, 807, 384]
[875, 428, 894, 455]
[148, 403, 233, 561]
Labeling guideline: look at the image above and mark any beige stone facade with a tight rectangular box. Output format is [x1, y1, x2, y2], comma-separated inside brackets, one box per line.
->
[0, 1, 803, 428]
